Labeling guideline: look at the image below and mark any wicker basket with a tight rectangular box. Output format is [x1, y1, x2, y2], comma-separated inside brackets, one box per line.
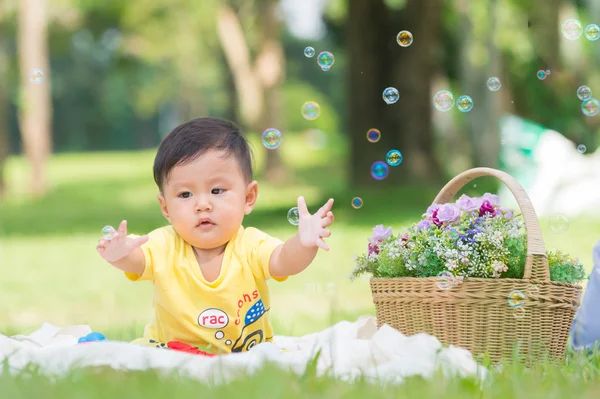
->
[370, 167, 582, 362]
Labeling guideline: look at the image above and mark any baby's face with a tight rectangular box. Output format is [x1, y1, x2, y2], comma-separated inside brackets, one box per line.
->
[158, 150, 257, 250]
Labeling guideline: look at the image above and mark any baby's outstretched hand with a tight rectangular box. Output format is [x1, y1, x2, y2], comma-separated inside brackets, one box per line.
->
[296, 196, 335, 251]
[96, 220, 149, 263]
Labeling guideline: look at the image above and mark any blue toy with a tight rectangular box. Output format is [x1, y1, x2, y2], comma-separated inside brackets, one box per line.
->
[78, 332, 106, 344]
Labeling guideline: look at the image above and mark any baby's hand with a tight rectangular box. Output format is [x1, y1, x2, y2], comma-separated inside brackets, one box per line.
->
[296, 196, 335, 251]
[96, 220, 149, 263]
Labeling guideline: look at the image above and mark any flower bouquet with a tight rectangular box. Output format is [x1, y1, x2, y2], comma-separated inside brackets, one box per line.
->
[351, 193, 586, 285]
[359, 167, 584, 362]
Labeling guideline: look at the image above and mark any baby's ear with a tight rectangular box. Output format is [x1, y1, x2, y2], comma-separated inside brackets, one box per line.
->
[157, 193, 170, 220]
[244, 181, 259, 214]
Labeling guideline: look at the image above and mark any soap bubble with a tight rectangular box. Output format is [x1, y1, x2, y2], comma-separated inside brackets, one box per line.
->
[366, 128, 382, 143]
[29, 68, 44, 84]
[537, 70, 547, 80]
[304, 46, 315, 58]
[262, 128, 282, 149]
[549, 213, 569, 234]
[436, 272, 454, 290]
[396, 30, 413, 47]
[546, 69, 551, 75]
[582, 98, 600, 117]
[317, 51, 335, 71]
[456, 95, 474, 112]
[302, 101, 320, 120]
[527, 285, 540, 298]
[383, 87, 400, 104]
[487, 77, 502, 91]
[507, 290, 525, 309]
[585, 24, 600, 41]
[386, 149, 403, 166]
[433, 90, 455, 112]
[370, 161, 389, 180]
[577, 144, 587, 154]
[102, 226, 117, 240]
[577, 86, 592, 101]
[287, 207, 299, 226]
[513, 307, 525, 319]
[351, 197, 363, 209]
[562, 19, 583, 40]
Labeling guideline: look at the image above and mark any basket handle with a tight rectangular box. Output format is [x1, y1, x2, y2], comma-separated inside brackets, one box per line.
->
[432, 167, 549, 281]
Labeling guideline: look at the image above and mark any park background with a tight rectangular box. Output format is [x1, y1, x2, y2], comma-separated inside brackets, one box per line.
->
[1, 0, 600, 344]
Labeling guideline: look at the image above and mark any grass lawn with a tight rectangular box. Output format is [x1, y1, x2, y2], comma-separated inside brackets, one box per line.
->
[1, 131, 600, 397]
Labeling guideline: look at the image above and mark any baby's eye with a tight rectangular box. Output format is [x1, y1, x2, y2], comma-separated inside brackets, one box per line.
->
[178, 191, 192, 199]
[211, 188, 225, 195]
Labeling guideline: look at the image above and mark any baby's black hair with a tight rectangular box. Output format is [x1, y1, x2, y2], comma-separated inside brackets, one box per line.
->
[153, 117, 253, 192]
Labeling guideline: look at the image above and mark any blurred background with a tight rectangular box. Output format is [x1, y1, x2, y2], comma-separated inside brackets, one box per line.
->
[1, 0, 600, 339]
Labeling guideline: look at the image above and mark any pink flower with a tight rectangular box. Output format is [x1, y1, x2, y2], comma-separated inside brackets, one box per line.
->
[479, 200, 496, 217]
[425, 204, 440, 217]
[430, 208, 442, 226]
[455, 194, 481, 212]
[481, 193, 500, 206]
[436, 203, 461, 224]
[368, 241, 380, 256]
[370, 224, 392, 242]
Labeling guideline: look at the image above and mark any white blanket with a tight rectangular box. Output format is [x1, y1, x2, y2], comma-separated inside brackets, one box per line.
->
[0, 317, 486, 385]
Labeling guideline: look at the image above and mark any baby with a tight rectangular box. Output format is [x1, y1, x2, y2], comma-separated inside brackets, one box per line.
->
[96, 117, 335, 354]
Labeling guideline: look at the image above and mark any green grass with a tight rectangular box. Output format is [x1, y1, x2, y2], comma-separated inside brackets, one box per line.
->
[1, 132, 600, 396]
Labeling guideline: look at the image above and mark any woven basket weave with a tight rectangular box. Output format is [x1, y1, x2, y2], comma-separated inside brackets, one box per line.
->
[370, 167, 582, 362]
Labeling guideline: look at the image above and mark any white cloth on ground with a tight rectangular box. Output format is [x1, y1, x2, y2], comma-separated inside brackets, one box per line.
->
[0, 316, 487, 385]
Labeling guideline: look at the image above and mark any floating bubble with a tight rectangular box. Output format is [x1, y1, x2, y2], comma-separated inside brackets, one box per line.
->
[562, 19, 583, 40]
[370, 161, 389, 180]
[287, 207, 299, 226]
[436, 272, 454, 290]
[582, 98, 600, 117]
[537, 70, 547, 80]
[549, 213, 569, 234]
[383, 87, 400, 105]
[317, 51, 335, 71]
[386, 149, 403, 166]
[304, 129, 327, 150]
[585, 24, 600, 41]
[29, 68, 44, 84]
[577, 86, 592, 101]
[487, 77, 502, 91]
[351, 197, 363, 209]
[513, 307, 525, 319]
[507, 290, 525, 309]
[102, 226, 117, 240]
[546, 69, 551, 75]
[433, 90, 455, 112]
[302, 101, 320, 120]
[527, 285, 540, 298]
[577, 144, 587, 154]
[456, 95, 474, 112]
[396, 30, 413, 47]
[366, 128, 381, 143]
[304, 46, 315, 58]
[262, 128, 282, 150]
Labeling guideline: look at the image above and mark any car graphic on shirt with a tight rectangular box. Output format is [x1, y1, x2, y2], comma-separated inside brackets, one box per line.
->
[231, 298, 269, 353]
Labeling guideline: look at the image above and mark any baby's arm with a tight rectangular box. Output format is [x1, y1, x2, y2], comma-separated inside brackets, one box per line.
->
[96, 220, 149, 275]
[269, 197, 334, 278]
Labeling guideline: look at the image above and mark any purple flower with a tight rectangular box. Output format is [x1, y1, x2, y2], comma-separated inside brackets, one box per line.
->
[481, 193, 500, 206]
[455, 194, 481, 212]
[370, 224, 392, 242]
[425, 204, 440, 217]
[431, 208, 442, 226]
[503, 209, 513, 219]
[479, 200, 496, 217]
[415, 220, 432, 231]
[436, 203, 461, 224]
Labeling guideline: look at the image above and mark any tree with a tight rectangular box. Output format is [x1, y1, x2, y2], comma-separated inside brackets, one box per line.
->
[17, 0, 52, 197]
[346, 0, 443, 188]
[217, 0, 288, 182]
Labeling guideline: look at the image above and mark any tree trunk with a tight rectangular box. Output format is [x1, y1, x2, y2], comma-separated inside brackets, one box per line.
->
[0, 40, 9, 201]
[458, 0, 502, 168]
[17, 0, 52, 197]
[347, 0, 443, 188]
[255, 0, 287, 183]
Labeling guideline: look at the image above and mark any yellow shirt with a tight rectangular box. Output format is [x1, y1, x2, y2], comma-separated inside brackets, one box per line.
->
[125, 225, 285, 354]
